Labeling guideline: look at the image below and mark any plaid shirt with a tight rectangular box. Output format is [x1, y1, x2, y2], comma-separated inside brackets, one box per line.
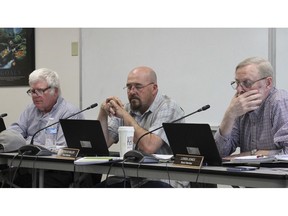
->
[215, 87, 288, 157]
[108, 92, 185, 154]
[107, 92, 189, 188]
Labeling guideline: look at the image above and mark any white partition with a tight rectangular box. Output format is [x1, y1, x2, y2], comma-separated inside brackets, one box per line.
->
[81, 28, 269, 126]
[276, 28, 288, 90]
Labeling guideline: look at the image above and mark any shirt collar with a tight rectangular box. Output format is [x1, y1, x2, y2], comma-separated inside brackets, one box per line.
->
[129, 92, 161, 117]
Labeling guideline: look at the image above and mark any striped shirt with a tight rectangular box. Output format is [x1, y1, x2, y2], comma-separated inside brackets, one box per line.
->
[215, 88, 288, 157]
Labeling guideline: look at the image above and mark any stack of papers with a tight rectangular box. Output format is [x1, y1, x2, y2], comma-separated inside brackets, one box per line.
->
[74, 156, 122, 165]
[229, 155, 275, 164]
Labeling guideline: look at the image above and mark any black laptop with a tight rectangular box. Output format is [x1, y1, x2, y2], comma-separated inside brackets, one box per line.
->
[0, 117, 6, 133]
[162, 123, 222, 166]
[59, 119, 110, 157]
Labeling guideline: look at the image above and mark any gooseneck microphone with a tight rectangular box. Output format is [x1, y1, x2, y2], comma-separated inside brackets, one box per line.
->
[30, 102, 98, 145]
[0, 113, 8, 118]
[134, 104, 210, 150]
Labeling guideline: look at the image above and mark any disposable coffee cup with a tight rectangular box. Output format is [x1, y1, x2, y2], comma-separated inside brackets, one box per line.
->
[118, 126, 135, 157]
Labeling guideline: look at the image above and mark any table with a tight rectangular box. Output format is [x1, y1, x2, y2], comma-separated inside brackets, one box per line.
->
[1, 153, 288, 188]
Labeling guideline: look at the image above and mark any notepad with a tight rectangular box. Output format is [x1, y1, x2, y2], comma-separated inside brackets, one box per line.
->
[74, 156, 122, 165]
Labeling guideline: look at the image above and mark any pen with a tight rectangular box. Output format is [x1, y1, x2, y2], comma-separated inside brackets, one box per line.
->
[226, 166, 258, 172]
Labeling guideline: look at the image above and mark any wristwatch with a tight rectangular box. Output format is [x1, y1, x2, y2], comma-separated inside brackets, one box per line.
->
[250, 149, 257, 155]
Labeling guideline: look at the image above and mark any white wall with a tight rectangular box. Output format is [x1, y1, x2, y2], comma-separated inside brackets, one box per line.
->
[81, 28, 269, 126]
[276, 29, 288, 89]
[0, 28, 81, 127]
[2, 28, 288, 129]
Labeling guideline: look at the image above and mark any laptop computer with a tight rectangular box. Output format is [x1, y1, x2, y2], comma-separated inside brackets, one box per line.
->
[0, 117, 6, 133]
[59, 119, 110, 157]
[162, 123, 222, 166]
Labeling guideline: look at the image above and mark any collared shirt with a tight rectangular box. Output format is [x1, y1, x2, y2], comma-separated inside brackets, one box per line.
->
[8, 96, 84, 147]
[108, 92, 189, 188]
[108, 92, 185, 154]
[215, 87, 288, 157]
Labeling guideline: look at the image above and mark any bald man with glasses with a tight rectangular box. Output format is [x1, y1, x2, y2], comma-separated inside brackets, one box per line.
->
[97, 66, 189, 188]
[215, 57, 288, 159]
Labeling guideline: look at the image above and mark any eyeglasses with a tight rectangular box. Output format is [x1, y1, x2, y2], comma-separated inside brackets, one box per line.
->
[26, 86, 51, 96]
[123, 82, 154, 91]
[230, 77, 268, 90]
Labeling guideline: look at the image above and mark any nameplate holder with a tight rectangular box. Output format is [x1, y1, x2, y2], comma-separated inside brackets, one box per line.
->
[57, 148, 79, 158]
[173, 154, 204, 169]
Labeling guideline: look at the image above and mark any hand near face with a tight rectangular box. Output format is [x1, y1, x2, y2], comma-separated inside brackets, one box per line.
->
[101, 96, 125, 118]
[228, 89, 262, 118]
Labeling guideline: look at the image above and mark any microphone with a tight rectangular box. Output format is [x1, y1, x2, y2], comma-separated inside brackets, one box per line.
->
[30, 102, 98, 145]
[0, 113, 7, 118]
[134, 104, 210, 150]
[18, 102, 98, 156]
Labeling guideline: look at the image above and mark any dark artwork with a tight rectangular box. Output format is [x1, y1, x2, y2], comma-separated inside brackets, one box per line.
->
[0, 28, 35, 86]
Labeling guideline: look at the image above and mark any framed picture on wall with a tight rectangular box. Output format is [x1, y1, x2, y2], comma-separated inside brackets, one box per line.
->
[0, 28, 35, 86]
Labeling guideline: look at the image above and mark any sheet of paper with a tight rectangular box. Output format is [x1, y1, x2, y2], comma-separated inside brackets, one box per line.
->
[74, 156, 122, 165]
[152, 154, 173, 160]
[275, 155, 288, 161]
[230, 155, 275, 163]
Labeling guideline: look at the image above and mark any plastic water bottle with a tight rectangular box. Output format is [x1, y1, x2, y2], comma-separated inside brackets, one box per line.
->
[45, 118, 57, 150]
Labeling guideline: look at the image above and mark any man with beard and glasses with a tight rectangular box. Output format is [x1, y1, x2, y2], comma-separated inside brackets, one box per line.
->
[215, 57, 288, 160]
[96, 66, 189, 188]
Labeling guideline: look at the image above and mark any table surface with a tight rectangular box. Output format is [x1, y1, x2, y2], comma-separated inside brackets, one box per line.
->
[1, 153, 288, 188]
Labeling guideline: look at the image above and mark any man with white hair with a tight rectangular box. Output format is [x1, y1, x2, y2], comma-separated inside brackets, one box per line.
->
[8, 68, 85, 187]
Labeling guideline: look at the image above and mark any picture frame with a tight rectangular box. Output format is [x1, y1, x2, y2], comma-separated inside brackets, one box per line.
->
[0, 28, 35, 86]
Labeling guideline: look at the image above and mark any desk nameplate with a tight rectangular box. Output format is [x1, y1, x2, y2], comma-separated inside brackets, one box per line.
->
[174, 154, 204, 169]
[57, 148, 79, 159]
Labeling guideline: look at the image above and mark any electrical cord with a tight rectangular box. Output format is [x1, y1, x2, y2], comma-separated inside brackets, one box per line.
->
[72, 162, 77, 187]
[8, 153, 19, 187]
[104, 159, 129, 188]
[121, 158, 130, 188]
[125, 158, 173, 188]
[104, 161, 115, 187]
[0, 153, 20, 188]
[136, 162, 142, 187]
[31, 156, 39, 187]
[10, 152, 24, 187]
[195, 165, 202, 184]
[10, 151, 41, 188]
[165, 161, 171, 186]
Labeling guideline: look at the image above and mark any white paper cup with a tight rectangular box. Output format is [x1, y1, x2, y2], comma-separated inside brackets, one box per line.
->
[118, 126, 135, 157]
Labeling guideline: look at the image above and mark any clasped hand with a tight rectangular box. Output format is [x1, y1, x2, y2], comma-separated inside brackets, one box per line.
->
[101, 96, 125, 118]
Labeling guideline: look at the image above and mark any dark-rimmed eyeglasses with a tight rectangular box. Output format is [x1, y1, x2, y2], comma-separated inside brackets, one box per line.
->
[26, 86, 51, 96]
[123, 82, 154, 91]
[230, 77, 268, 90]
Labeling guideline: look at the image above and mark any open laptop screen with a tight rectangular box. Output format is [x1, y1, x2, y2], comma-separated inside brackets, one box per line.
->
[163, 123, 222, 166]
[60, 119, 109, 156]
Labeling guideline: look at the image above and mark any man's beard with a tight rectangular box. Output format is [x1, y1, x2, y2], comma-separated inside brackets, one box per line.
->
[129, 97, 141, 111]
